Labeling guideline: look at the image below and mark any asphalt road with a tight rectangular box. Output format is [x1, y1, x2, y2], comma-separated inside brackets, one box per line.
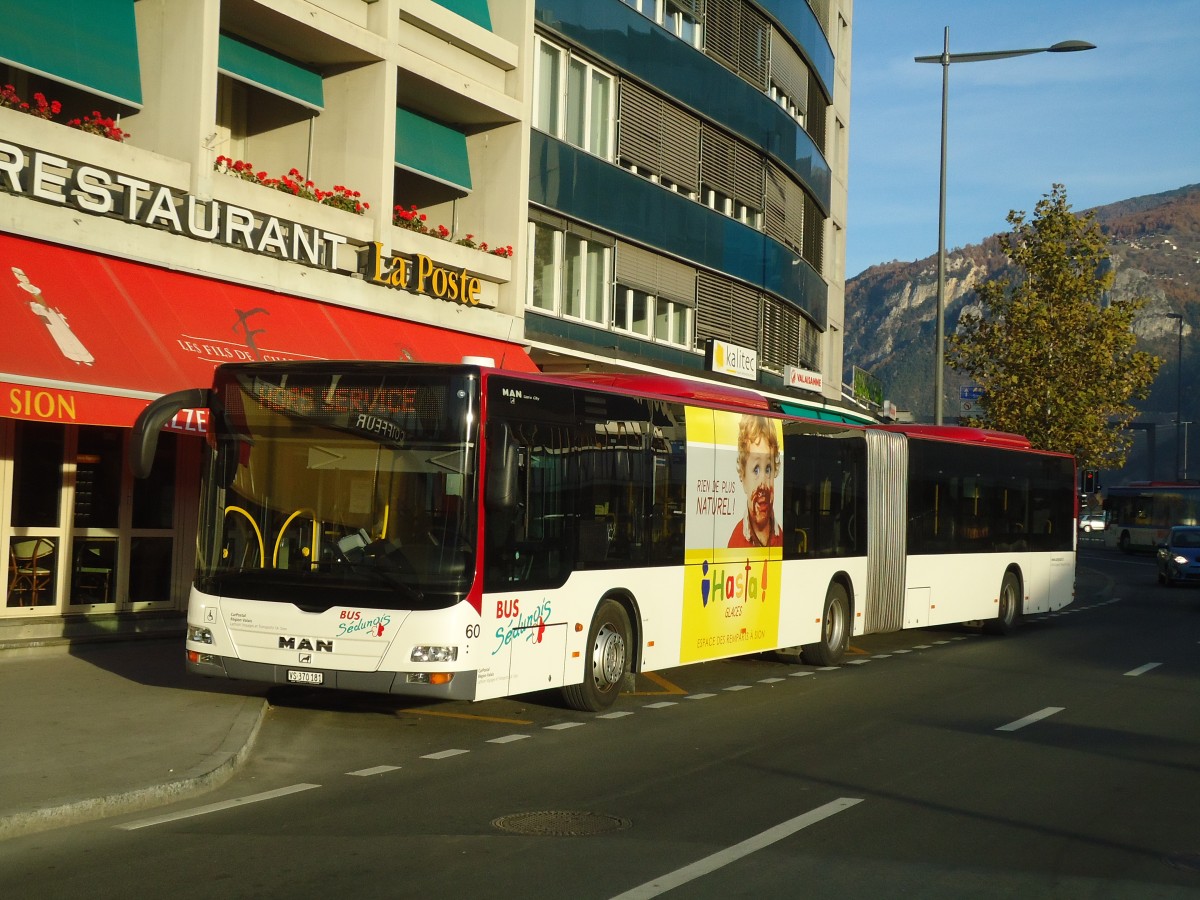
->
[6, 539, 1200, 899]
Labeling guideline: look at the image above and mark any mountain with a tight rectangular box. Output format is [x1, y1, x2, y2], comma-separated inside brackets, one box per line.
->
[844, 184, 1200, 481]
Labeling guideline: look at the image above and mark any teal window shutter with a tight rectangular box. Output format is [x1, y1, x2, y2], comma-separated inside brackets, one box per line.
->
[394, 108, 472, 193]
[218, 34, 323, 112]
[0, 0, 142, 107]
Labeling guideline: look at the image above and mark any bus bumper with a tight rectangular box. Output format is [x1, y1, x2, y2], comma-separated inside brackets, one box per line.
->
[186, 652, 478, 700]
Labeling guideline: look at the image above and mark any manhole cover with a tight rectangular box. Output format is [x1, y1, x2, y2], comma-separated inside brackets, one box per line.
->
[492, 810, 631, 836]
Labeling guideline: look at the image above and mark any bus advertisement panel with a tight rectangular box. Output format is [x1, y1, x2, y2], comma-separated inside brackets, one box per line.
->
[682, 411, 783, 663]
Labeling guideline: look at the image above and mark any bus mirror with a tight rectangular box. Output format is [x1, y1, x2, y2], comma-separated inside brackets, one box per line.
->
[129, 388, 210, 479]
[486, 426, 519, 511]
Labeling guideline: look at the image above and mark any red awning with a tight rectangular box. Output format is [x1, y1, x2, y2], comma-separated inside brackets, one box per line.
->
[0, 233, 535, 427]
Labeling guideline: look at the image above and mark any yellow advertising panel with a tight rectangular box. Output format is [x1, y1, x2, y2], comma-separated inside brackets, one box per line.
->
[680, 408, 783, 662]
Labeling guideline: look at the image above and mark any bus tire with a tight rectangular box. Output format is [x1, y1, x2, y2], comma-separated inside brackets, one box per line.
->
[983, 571, 1021, 635]
[562, 599, 630, 712]
[801, 582, 850, 667]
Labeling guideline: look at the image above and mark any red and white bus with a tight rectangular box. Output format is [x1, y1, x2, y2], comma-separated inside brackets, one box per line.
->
[130, 361, 1077, 711]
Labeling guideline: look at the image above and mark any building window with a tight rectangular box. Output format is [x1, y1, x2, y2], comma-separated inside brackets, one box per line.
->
[621, 0, 702, 49]
[527, 217, 613, 326]
[534, 36, 615, 160]
[613, 286, 694, 349]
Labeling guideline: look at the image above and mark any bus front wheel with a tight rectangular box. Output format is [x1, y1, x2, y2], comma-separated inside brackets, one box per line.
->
[983, 571, 1021, 635]
[802, 582, 850, 667]
[562, 599, 630, 712]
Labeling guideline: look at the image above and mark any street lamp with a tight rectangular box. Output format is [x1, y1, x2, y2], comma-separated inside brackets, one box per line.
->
[1166, 312, 1183, 479]
[916, 30, 1096, 424]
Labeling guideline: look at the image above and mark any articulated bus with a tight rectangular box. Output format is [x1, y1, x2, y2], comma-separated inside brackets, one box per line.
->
[1103, 482, 1200, 552]
[130, 361, 1077, 711]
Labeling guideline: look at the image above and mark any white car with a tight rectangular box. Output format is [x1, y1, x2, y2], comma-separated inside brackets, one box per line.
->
[1079, 512, 1107, 532]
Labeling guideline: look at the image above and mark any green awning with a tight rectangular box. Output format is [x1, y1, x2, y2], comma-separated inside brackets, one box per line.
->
[779, 402, 872, 425]
[431, 0, 493, 30]
[394, 108, 472, 193]
[0, 0, 142, 108]
[218, 34, 323, 112]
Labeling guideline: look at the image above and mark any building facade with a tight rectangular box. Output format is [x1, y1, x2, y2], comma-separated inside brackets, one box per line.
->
[0, 0, 854, 628]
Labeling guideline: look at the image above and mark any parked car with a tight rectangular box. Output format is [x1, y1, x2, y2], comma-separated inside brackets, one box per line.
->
[1156, 526, 1200, 585]
[1079, 511, 1107, 532]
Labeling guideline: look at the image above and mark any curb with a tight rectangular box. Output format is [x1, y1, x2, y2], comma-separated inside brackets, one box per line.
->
[0, 696, 267, 841]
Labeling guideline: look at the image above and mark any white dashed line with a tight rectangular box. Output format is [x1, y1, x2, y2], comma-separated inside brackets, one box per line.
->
[545, 722, 586, 731]
[644, 701, 678, 709]
[846, 659, 871, 665]
[487, 734, 531, 744]
[610, 798, 864, 899]
[788, 670, 813, 677]
[422, 749, 469, 760]
[116, 784, 321, 830]
[599, 710, 636, 719]
[1124, 662, 1162, 677]
[347, 765, 400, 776]
[758, 677, 785, 684]
[686, 693, 717, 699]
[724, 684, 752, 692]
[996, 707, 1065, 732]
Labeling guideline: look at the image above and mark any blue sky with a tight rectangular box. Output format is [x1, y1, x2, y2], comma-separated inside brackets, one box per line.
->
[845, 0, 1200, 278]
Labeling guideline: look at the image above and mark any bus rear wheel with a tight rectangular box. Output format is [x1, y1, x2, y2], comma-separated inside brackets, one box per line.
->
[983, 571, 1021, 635]
[562, 599, 630, 712]
[802, 583, 850, 667]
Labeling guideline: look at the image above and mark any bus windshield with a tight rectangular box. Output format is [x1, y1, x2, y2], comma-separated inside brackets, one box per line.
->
[196, 366, 479, 611]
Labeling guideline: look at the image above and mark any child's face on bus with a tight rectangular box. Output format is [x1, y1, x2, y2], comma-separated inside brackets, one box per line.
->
[740, 435, 776, 529]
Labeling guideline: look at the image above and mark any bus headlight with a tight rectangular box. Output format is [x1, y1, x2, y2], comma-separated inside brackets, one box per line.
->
[188, 625, 214, 645]
[1173, 554, 1188, 565]
[411, 645, 458, 662]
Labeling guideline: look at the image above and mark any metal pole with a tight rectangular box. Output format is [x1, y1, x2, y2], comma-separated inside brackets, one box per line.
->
[1177, 316, 1184, 479]
[935, 26, 949, 426]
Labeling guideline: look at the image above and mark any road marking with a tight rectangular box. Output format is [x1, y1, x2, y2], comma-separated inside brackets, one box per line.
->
[422, 748, 469, 760]
[911, 645, 932, 650]
[1124, 662, 1162, 677]
[788, 670, 813, 677]
[608, 798, 863, 900]
[723, 684, 752, 692]
[598, 710, 635, 719]
[758, 677, 785, 684]
[348, 765, 400, 776]
[892, 649, 912, 654]
[487, 734, 531, 744]
[846, 659, 871, 665]
[116, 783, 321, 830]
[686, 693, 717, 699]
[545, 722, 586, 731]
[644, 701, 678, 709]
[871, 654, 892, 659]
[398, 708, 533, 725]
[627, 671, 688, 696]
[997, 707, 1065, 732]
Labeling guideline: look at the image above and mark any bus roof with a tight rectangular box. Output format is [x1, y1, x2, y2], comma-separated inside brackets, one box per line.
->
[874, 424, 1033, 450]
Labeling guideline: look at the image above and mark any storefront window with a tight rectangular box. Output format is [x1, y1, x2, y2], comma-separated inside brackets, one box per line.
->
[8, 421, 62, 608]
[133, 432, 177, 529]
[128, 537, 173, 603]
[12, 421, 63, 527]
[74, 427, 122, 528]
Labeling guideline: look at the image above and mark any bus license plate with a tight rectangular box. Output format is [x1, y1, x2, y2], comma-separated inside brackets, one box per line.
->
[287, 670, 323, 685]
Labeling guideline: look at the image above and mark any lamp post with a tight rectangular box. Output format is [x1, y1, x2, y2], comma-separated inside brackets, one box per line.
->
[916, 30, 1095, 424]
[1166, 312, 1183, 479]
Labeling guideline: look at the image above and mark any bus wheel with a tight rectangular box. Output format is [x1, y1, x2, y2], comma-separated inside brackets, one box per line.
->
[802, 583, 850, 667]
[983, 571, 1021, 635]
[562, 599, 630, 712]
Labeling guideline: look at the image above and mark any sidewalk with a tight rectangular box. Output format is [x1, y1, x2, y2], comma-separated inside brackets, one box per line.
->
[0, 638, 267, 840]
